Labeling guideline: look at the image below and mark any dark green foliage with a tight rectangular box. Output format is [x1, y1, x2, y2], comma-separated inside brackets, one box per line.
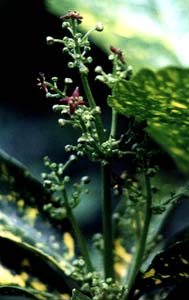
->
[135, 240, 189, 298]
[71, 289, 92, 300]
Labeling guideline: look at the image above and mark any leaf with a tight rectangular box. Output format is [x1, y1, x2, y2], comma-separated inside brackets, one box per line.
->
[0, 149, 77, 294]
[0, 235, 78, 299]
[108, 66, 189, 176]
[0, 286, 38, 299]
[0, 148, 74, 260]
[162, 283, 189, 300]
[71, 289, 92, 300]
[45, 0, 189, 69]
[134, 239, 189, 298]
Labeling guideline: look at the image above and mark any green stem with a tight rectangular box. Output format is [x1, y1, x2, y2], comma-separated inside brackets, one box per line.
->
[80, 74, 106, 143]
[123, 172, 152, 300]
[109, 108, 118, 138]
[101, 163, 114, 279]
[62, 189, 94, 272]
[45, 81, 65, 97]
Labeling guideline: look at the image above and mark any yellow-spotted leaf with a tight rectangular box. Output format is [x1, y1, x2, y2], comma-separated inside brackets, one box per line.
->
[108, 67, 189, 176]
[45, 0, 189, 69]
[0, 149, 77, 294]
[134, 240, 189, 298]
[0, 234, 76, 299]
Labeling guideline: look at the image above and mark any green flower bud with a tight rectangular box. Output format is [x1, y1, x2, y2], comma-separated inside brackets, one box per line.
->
[62, 47, 69, 53]
[46, 36, 55, 45]
[64, 176, 70, 183]
[62, 21, 70, 28]
[79, 64, 89, 74]
[68, 62, 75, 68]
[51, 76, 58, 82]
[95, 66, 103, 73]
[64, 77, 73, 84]
[43, 180, 52, 187]
[81, 176, 91, 184]
[95, 22, 104, 31]
[58, 119, 67, 127]
[43, 203, 52, 211]
[70, 154, 77, 161]
[86, 56, 93, 63]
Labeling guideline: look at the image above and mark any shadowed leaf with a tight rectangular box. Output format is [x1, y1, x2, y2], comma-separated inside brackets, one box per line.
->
[0, 149, 78, 296]
[134, 239, 189, 298]
[71, 289, 92, 300]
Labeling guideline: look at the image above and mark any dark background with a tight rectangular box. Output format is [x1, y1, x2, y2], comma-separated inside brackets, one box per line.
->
[0, 0, 110, 176]
[0, 0, 111, 228]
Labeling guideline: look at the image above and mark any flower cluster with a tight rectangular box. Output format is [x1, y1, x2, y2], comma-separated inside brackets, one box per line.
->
[60, 87, 86, 115]
[67, 258, 125, 300]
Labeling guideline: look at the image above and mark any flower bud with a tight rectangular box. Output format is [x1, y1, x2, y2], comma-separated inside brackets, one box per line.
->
[51, 77, 58, 82]
[64, 77, 73, 84]
[68, 62, 75, 68]
[70, 154, 77, 161]
[81, 176, 91, 184]
[46, 36, 55, 45]
[95, 22, 104, 32]
[58, 119, 67, 127]
[95, 66, 103, 73]
[86, 56, 93, 63]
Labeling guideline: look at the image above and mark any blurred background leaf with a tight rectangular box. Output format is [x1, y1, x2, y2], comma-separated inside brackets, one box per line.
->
[108, 66, 189, 177]
[46, 0, 189, 70]
[0, 149, 78, 296]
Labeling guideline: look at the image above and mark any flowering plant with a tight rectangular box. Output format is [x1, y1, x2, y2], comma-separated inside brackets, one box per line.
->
[0, 10, 189, 300]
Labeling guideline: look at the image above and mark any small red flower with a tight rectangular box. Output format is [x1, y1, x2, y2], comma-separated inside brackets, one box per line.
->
[60, 11, 83, 21]
[60, 87, 86, 114]
[37, 73, 48, 93]
[110, 45, 126, 65]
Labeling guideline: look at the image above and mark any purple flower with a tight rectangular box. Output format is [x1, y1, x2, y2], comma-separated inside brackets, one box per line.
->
[60, 11, 83, 21]
[60, 87, 86, 114]
[110, 46, 126, 65]
[37, 73, 48, 93]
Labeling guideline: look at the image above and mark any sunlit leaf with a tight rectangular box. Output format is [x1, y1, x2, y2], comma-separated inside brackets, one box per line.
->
[108, 67, 189, 176]
[45, 0, 189, 69]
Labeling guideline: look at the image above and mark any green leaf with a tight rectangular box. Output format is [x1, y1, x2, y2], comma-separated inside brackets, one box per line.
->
[0, 148, 75, 260]
[45, 0, 189, 69]
[0, 234, 78, 299]
[0, 149, 77, 294]
[71, 289, 92, 300]
[108, 66, 189, 176]
[0, 286, 38, 299]
[134, 239, 189, 298]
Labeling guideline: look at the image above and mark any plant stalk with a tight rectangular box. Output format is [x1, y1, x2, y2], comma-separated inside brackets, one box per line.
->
[80, 74, 106, 143]
[123, 172, 152, 300]
[101, 162, 114, 279]
[109, 108, 118, 138]
[62, 189, 94, 272]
